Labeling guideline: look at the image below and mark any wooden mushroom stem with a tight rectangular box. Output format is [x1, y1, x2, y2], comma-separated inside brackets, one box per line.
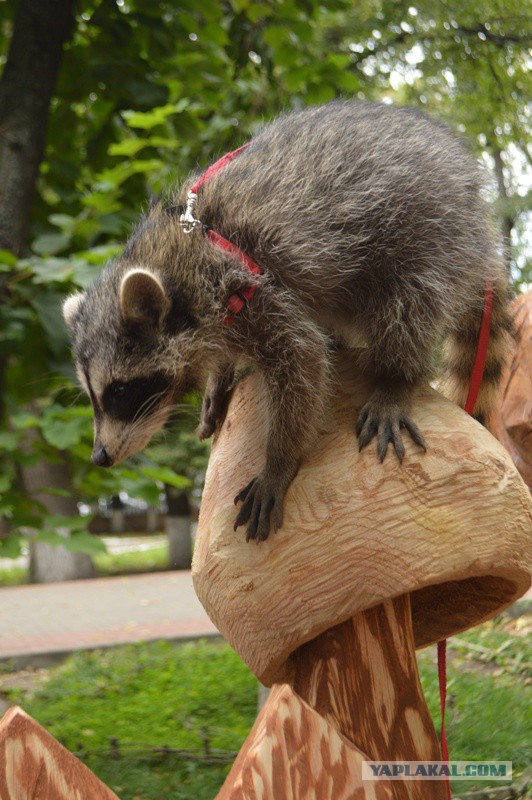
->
[218, 594, 448, 799]
[291, 594, 447, 799]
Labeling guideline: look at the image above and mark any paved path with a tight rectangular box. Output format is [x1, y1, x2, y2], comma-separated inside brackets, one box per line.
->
[0, 571, 218, 663]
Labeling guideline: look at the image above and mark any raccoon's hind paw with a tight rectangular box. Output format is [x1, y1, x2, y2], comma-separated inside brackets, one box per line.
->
[356, 399, 426, 463]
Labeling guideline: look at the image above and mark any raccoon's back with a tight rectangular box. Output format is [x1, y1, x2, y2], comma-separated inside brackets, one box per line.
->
[203, 101, 494, 302]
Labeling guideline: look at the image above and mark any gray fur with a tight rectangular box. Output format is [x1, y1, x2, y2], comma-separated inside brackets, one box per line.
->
[65, 100, 512, 541]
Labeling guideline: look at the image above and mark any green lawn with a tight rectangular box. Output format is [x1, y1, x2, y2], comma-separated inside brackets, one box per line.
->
[2, 614, 530, 800]
[93, 542, 169, 576]
[0, 539, 169, 587]
[4, 640, 257, 799]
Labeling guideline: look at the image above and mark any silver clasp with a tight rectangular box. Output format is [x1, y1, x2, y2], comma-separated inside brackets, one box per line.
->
[179, 191, 202, 233]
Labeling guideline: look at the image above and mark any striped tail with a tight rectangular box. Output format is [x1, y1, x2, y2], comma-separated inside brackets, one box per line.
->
[441, 268, 514, 423]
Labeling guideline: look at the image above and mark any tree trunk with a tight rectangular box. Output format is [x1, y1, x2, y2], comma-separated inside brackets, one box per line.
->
[24, 449, 94, 583]
[0, 0, 89, 583]
[0, 0, 75, 254]
[165, 487, 192, 569]
[109, 495, 125, 534]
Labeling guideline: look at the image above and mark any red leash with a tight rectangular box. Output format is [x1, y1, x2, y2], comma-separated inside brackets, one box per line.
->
[180, 144, 264, 325]
[189, 143, 249, 196]
[438, 275, 494, 799]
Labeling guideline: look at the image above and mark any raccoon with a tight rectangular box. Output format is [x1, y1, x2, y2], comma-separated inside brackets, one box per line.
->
[63, 101, 512, 542]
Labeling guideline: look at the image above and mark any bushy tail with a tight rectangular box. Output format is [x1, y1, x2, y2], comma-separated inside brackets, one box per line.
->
[441, 266, 514, 424]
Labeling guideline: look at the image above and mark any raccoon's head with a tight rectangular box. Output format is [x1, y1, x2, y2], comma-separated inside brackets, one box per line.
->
[63, 265, 198, 467]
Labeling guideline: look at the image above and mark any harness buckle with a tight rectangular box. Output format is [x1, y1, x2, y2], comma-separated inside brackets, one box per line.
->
[179, 191, 203, 233]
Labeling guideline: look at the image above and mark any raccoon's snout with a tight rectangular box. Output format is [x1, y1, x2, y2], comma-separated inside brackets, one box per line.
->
[92, 446, 113, 468]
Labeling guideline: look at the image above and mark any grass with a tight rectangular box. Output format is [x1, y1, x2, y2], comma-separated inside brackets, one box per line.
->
[4, 640, 257, 799]
[0, 538, 169, 587]
[93, 543, 168, 576]
[2, 615, 530, 799]
[0, 563, 27, 586]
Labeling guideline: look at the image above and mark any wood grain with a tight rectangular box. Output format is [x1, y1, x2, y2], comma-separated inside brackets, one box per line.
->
[290, 596, 447, 800]
[216, 683, 394, 800]
[217, 597, 447, 799]
[193, 352, 532, 685]
[488, 290, 532, 490]
[0, 706, 119, 800]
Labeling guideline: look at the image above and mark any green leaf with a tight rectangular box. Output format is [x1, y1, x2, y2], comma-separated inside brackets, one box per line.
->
[122, 103, 187, 130]
[10, 412, 39, 429]
[48, 213, 77, 231]
[32, 233, 71, 256]
[30, 257, 74, 285]
[64, 531, 106, 555]
[0, 431, 19, 451]
[41, 415, 90, 449]
[109, 138, 150, 157]
[0, 535, 23, 559]
[140, 466, 192, 489]
[30, 292, 69, 355]
[0, 473, 13, 493]
[0, 249, 18, 267]
[119, 476, 161, 506]
[42, 514, 87, 531]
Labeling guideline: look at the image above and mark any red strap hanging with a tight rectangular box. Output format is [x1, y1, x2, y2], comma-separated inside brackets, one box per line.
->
[438, 274, 494, 800]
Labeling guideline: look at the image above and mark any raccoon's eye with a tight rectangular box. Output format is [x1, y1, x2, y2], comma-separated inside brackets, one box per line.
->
[102, 373, 171, 422]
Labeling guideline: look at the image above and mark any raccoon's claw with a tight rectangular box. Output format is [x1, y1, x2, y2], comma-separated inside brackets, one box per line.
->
[234, 475, 284, 543]
[356, 402, 426, 463]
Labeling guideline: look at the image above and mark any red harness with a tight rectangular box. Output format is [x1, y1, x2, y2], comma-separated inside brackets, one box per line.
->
[180, 143, 263, 326]
[182, 147, 495, 794]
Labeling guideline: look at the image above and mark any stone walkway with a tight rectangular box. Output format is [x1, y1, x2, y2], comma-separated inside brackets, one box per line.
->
[0, 571, 218, 664]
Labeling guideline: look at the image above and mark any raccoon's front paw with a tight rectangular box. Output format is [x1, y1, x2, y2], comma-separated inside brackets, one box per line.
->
[356, 396, 426, 462]
[233, 473, 289, 543]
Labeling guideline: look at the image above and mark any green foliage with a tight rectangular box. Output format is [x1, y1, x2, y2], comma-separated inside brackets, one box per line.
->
[417, 617, 531, 792]
[0, 0, 530, 556]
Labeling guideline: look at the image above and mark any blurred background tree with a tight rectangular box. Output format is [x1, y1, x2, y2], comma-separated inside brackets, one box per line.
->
[0, 0, 530, 576]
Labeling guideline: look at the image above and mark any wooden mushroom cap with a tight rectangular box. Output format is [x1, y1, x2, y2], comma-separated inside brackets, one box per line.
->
[193, 353, 532, 686]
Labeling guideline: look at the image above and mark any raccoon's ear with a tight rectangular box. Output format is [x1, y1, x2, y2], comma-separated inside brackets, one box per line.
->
[119, 268, 171, 333]
[62, 292, 84, 330]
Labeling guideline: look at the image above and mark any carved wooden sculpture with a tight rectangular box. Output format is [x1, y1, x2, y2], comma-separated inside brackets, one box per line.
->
[0, 706, 118, 800]
[193, 352, 532, 799]
[488, 290, 532, 490]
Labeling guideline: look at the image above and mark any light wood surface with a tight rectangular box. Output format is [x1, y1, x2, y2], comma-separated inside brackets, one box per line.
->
[217, 595, 447, 799]
[216, 683, 393, 800]
[0, 706, 119, 800]
[489, 290, 532, 489]
[193, 353, 532, 685]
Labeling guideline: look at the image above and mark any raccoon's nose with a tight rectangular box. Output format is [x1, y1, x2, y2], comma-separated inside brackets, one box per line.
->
[91, 446, 112, 467]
